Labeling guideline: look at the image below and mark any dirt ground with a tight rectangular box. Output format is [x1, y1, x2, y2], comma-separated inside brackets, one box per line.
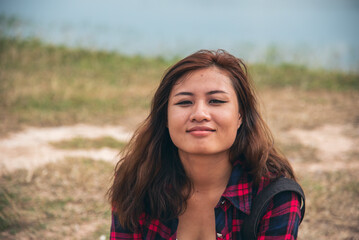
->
[2, 89, 358, 175]
[1, 122, 357, 176]
[0, 124, 132, 175]
[0, 89, 358, 239]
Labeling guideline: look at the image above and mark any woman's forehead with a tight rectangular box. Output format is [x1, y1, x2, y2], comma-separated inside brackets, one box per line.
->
[171, 67, 234, 92]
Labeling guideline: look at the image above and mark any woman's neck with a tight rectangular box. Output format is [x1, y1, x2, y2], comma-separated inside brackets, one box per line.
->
[179, 150, 232, 195]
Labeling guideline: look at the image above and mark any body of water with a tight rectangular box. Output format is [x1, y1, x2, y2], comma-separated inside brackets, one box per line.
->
[1, 0, 358, 72]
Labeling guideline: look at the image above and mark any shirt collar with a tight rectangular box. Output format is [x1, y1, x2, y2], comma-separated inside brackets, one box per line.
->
[221, 159, 254, 215]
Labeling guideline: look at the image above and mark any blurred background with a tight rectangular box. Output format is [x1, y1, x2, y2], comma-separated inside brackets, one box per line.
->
[1, 0, 359, 71]
[0, 0, 358, 239]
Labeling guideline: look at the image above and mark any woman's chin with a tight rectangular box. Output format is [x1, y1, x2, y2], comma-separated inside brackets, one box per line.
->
[178, 147, 228, 157]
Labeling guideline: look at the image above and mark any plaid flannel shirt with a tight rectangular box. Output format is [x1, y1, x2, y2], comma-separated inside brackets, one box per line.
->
[110, 160, 302, 240]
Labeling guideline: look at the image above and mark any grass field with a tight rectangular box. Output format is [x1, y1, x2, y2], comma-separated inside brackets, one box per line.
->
[1, 37, 358, 135]
[1, 37, 359, 239]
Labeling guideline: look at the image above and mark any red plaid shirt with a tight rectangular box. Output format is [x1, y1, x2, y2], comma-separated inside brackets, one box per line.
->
[110, 160, 302, 239]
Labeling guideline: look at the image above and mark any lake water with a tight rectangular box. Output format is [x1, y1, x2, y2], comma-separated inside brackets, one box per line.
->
[1, 0, 358, 72]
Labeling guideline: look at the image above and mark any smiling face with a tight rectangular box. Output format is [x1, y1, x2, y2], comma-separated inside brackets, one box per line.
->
[167, 67, 242, 158]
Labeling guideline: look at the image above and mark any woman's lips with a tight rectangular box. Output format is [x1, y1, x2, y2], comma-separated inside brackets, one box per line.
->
[186, 126, 215, 137]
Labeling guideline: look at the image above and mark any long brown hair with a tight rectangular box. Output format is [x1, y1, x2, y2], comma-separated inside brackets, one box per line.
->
[108, 49, 295, 231]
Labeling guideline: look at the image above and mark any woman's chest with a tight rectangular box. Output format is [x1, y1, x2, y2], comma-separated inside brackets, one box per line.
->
[176, 207, 216, 240]
[176, 193, 224, 240]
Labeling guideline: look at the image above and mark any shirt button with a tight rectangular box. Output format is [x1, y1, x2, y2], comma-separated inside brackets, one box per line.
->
[217, 233, 223, 238]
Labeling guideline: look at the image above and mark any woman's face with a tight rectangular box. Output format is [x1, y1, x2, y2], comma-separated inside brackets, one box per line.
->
[167, 67, 241, 157]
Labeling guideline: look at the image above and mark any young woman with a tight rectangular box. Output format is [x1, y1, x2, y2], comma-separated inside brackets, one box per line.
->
[108, 49, 303, 239]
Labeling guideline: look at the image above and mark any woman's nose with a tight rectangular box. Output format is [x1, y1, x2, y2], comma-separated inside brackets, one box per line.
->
[190, 102, 211, 122]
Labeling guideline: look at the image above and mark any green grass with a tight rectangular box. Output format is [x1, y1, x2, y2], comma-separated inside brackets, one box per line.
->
[50, 136, 127, 149]
[1, 36, 358, 135]
[0, 188, 21, 232]
[250, 63, 359, 91]
[298, 170, 359, 239]
[0, 158, 113, 239]
[0, 37, 170, 133]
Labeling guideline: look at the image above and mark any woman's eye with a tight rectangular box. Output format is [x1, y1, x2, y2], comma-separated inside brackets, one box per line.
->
[209, 99, 227, 104]
[175, 100, 192, 105]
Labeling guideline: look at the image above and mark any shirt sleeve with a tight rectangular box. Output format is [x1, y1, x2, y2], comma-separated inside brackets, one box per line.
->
[110, 211, 142, 240]
[256, 191, 302, 240]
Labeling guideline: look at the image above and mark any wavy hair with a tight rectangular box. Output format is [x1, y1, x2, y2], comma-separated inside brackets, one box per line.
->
[108, 49, 296, 231]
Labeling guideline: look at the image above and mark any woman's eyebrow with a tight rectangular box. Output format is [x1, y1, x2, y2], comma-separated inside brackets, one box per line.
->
[207, 90, 228, 95]
[174, 90, 228, 97]
[174, 92, 193, 97]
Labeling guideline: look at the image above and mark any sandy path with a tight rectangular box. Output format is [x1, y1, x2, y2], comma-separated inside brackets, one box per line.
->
[0, 124, 132, 175]
[0, 123, 357, 175]
[287, 124, 359, 172]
